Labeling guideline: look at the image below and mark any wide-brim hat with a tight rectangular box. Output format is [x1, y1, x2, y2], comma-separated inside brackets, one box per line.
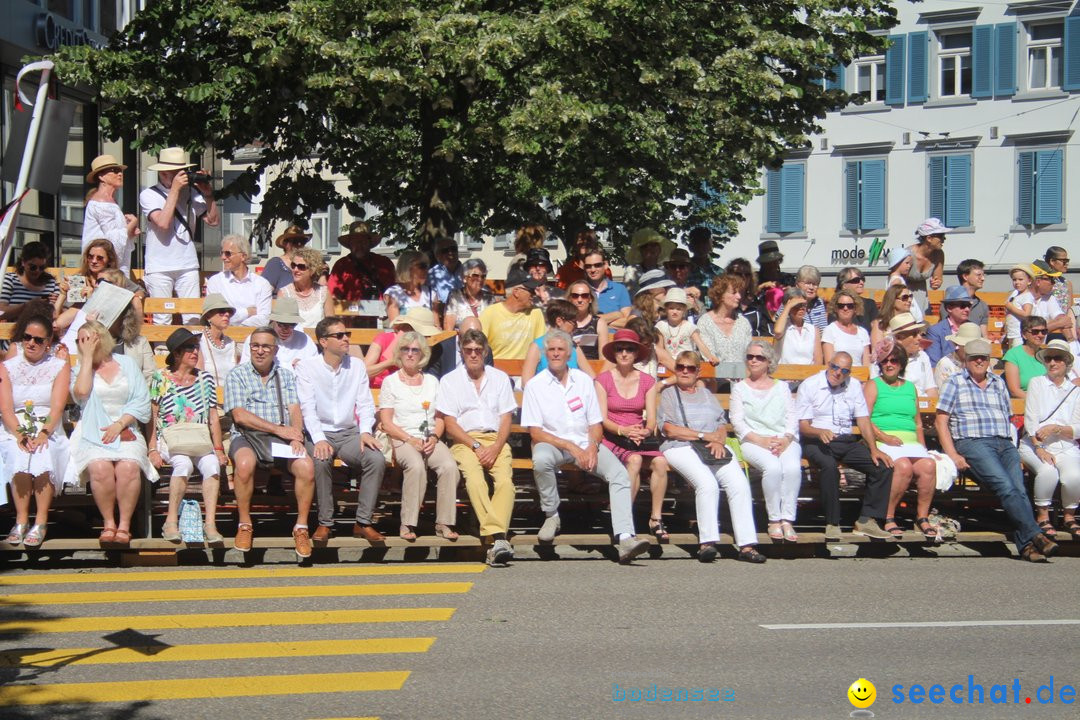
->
[664, 248, 692, 267]
[945, 322, 982, 346]
[201, 293, 236, 322]
[391, 306, 441, 336]
[1010, 263, 1036, 279]
[269, 297, 303, 325]
[964, 339, 992, 357]
[86, 154, 126, 183]
[147, 147, 196, 172]
[164, 327, 201, 366]
[602, 329, 650, 363]
[524, 248, 553, 270]
[757, 240, 784, 265]
[662, 287, 689, 307]
[886, 246, 912, 271]
[916, 217, 953, 237]
[1031, 259, 1062, 278]
[275, 225, 312, 249]
[886, 312, 925, 336]
[627, 228, 676, 265]
[635, 268, 675, 296]
[338, 220, 382, 248]
[942, 285, 974, 306]
[1036, 338, 1074, 365]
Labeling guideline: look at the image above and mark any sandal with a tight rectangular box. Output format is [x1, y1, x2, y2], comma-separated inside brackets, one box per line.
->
[883, 517, 905, 538]
[767, 522, 784, 541]
[435, 524, 459, 541]
[6, 523, 27, 544]
[1037, 520, 1057, 537]
[916, 517, 939, 539]
[737, 546, 767, 564]
[161, 522, 182, 543]
[99, 527, 117, 544]
[112, 528, 132, 546]
[1063, 519, 1080, 536]
[399, 524, 417, 542]
[203, 524, 225, 544]
[649, 517, 670, 542]
[781, 521, 799, 543]
[23, 524, 46, 547]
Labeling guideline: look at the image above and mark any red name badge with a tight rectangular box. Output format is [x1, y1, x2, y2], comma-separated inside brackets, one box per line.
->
[567, 396, 583, 412]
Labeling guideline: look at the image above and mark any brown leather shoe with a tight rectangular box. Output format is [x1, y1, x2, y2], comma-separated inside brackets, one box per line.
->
[353, 523, 385, 543]
[312, 525, 332, 544]
[1032, 532, 1059, 558]
[234, 523, 253, 553]
[293, 527, 312, 558]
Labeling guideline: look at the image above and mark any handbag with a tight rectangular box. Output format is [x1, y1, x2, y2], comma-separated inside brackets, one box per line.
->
[670, 386, 732, 468]
[239, 371, 286, 465]
[605, 431, 661, 453]
[160, 375, 214, 457]
[178, 498, 204, 543]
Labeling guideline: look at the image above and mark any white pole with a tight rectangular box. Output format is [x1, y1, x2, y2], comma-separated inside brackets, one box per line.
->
[0, 60, 56, 272]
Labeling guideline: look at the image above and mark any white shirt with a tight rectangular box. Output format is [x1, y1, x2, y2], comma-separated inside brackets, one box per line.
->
[138, 184, 207, 273]
[1033, 293, 1065, 322]
[821, 322, 870, 366]
[1024, 374, 1080, 455]
[520, 367, 601, 449]
[730, 379, 798, 439]
[199, 334, 238, 389]
[778, 323, 816, 365]
[379, 371, 439, 437]
[295, 353, 377, 442]
[82, 200, 134, 276]
[241, 330, 318, 368]
[1006, 290, 1034, 341]
[795, 370, 869, 435]
[435, 365, 517, 433]
[205, 269, 273, 327]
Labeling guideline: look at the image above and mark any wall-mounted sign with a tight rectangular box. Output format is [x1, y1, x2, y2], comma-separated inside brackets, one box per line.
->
[831, 237, 887, 266]
[34, 13, 105, 52]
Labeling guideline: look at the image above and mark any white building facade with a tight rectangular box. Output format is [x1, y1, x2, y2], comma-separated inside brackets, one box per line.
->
[725, 0, 1080, 290]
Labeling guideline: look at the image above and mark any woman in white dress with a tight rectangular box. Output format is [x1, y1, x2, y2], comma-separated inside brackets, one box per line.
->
[278, 247, 328, 330]
[0, 311, 70, 547]
[822, 289, 871, 366]
[68, 319, 156, 546]
[773, 287, 822, 366]
[82, 154, 140, 276]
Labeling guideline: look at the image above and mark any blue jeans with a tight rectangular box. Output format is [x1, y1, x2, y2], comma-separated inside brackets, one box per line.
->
[954, 436, 1040, 551]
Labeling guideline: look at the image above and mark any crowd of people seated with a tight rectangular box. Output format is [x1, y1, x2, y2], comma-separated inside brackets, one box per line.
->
[0, 155, 1076, 567]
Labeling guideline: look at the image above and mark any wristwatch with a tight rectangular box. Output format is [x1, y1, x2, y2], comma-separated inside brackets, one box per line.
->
[471, 441, 482, 449]
[697, 432, 705, 441]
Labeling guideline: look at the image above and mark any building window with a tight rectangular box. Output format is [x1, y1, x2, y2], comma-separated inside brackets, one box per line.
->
[855, 57, 886, 102]
[939, 30, 973, 96]
[1017, 149, 1063, 226]
[843, 159, 887, 232]
[1028, 23, 1063, 90]
[928, 154, 972, 228]
[765, 162, 805, 234]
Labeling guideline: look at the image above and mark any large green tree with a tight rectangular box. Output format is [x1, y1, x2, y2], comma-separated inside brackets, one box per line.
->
[54, 0, 895, 253]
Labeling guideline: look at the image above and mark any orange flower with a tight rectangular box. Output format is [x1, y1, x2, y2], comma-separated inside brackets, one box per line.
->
[422, 401, 431, 410]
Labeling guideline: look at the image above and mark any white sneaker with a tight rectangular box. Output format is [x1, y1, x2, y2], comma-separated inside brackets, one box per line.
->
[617, 536, 650, 564]
[537, 514, 560, 543]
[487, 539, 513, 566]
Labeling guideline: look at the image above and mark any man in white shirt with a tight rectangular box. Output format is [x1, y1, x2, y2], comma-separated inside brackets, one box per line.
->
[796, 352, 895, 541]
[437, 328, 518, 566]
[139, 147, 219, 324]
[205, 235, 273, 327]
[1031, 260, 1071, 334]
[296, 317, 386, 545]
[240, 297, 318, 368]
[520, 330, 649, 564]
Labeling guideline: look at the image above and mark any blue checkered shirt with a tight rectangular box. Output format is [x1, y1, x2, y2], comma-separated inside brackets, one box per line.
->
[936, 369, 1013, 439]
[224, 361, 299, 438]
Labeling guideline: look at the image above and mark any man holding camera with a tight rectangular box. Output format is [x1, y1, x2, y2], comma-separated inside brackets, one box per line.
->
[139, 147, 219, 325]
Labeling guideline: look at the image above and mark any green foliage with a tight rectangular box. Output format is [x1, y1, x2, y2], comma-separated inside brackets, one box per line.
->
[53, 0, 895, 252]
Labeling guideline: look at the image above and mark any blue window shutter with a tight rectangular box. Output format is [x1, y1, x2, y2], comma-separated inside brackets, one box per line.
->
[946, 155, 972, 228]
[1035, 149, 1063, 225]
[1065, 17, 1080, 91]
[972, 25, 994, 98]
[766, 168, 782, 233]
[844, 161, 859, 231]
[907, 31, 929, 102]
[780, 164, 805, 233]
[825, 63, 845, 91]
[885, 34, 906, 105]
[1017, 151, 1035, 225]
[994, 23, 1017, 97]
[928, 156, 946, 221]
[860, 159, 887, 231]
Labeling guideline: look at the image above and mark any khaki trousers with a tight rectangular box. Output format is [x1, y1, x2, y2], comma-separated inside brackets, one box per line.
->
[393, 439, 459, 526]
[450, 431, 514, 536]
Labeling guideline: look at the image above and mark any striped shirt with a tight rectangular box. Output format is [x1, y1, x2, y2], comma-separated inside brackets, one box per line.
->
[0, 272, 59, 306]
[224, 361, 299, 438]
[806, 297, 828, 330]
[149, 369, 216, 432]
[937, 370, 1013, 440]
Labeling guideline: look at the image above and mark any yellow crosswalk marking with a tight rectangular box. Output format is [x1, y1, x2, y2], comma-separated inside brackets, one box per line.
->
[0, 671, 409, 706]
[3, 581, 472, 606]
[0, 637, 435, 667]
[0, 565, 486, 586]
[0, 607, 456, 635]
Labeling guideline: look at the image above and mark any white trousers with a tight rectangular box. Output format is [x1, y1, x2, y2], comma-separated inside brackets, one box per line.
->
[1018, 438, 1080, 509]
[664, 445, 757, 546]
[740, 441, 803, 522]
[144, 268, 202, 324]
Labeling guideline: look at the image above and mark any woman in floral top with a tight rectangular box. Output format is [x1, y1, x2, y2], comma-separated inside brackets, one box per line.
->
[148, 329, 227, 543]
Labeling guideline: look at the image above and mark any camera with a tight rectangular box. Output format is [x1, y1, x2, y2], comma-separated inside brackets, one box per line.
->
[184, 169, 214, 185]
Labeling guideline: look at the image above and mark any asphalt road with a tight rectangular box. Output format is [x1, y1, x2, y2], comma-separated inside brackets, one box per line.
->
[0, 549, 1077, 720]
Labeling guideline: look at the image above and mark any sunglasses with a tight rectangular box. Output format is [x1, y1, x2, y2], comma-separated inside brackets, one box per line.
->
[745, 353, 767, 362]
[87, 254, 108, 263]
[221, 251, 236, 258]
[828, 363, 852, 376]
[401, 347, 422, 355]
[461, 346, 484, 356]
[290, 262, 308, 271]
[1052, 257, 1070, 263]
[322, 331, 350, 340]
[1044, 355, 1068, 363]
[465, 273, 487, 280]
[25, 263, 46, 272]
[675, 363, 699, 372]
[1027, 328, 1049, 335]
[21, 333, 47, 345]
[844, 276, 865, 284]
[836, 303, 856, 310]
[180, 344, 200, 354]
[569, 292, 592, 299]
[103, 167, 123, 175]
[880, 357, 901, 366]
[899, 293, 913, 301]
[968, 355, 989, 362]
[583, 262, 605, 269]
[613, 344, 638, 354]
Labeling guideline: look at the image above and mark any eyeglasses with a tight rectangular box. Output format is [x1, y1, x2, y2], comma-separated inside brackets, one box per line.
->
[569, 292, 592, 299]
[221, 251, 236, 258]
[675, 363, 699, 372]
[1052, 257, 1070, 264]
[465, 273, 486, 280]
[249, 343, 275, 352]
[583, 262, 604, 269]
[836, 303, 856, 310]
[401, 347, 422, 355]
[87, 254, 108, 263]
[322, 331, 350, 340]
[844, 276, 865, 284]
[899, 293, 913, 301]
[828, 363, 852, 376]
[21, 333, 47, 345]
[1027, 328, 1049, 335]
[461, 346, 484, 356]
[745, 353, 767, 362]
[290, 262, 308, 271]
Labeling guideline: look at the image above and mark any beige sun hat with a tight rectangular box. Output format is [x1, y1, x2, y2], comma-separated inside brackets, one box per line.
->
[200, 293, 236, 322]
[268, 297, 303, 325]
[147, 147, 197, 172]
[661, 287, 689, 307]
[275, 225, 312, 249]
[626, 228, 676, 265]
[85, 154, 127, 184]
[390, 306, 441, 337]
[945, 322, 982, 346]
[1036, 338, 1074, 366]
[886, 312, 925, 335]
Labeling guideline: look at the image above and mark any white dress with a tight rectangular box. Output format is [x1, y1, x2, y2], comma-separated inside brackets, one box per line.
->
[67, 371, 157, 485]
[82, 200, 135, 276]
[279, 284, 328, 330]
[0, 355, 69, 496]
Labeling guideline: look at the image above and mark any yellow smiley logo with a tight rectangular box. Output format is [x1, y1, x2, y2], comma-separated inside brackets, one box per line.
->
[848, 678, 876, 709]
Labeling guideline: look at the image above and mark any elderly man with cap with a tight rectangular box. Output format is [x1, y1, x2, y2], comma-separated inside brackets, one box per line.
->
[625, 228, 675, 296]
[241, 297, 318, 368]
[936, 338, 1060, 562]
[197, 293, 239, 388]
[924, 285, 974, 367]
[479, 269, 546, 360]
[261, 225, 313, 297]
[933, 322, 982, 389]
[326, 221, 397, 324]
[428, 238, 464, 306]
[205, 234, 273, 327]
[1031, 259, 1072, 334]
[139, 147, 219, 324]
[84, 154, 140, 278]
[295, 316, 386, 545]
